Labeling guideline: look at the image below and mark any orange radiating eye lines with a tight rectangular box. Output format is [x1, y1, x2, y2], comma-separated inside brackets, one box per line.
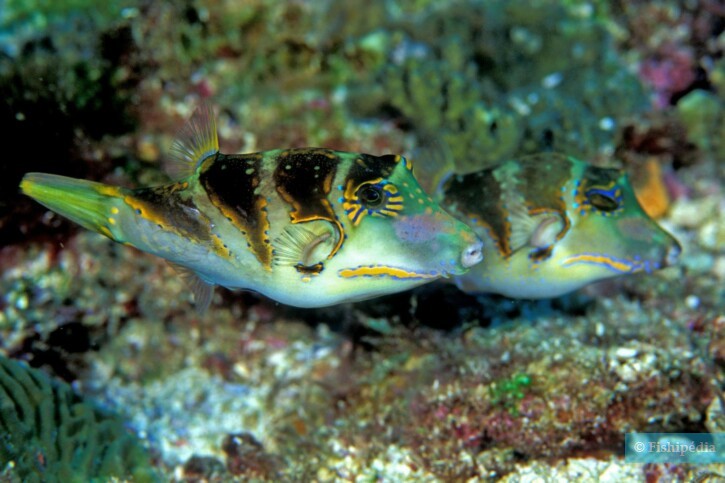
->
[342, 179, 404, 226]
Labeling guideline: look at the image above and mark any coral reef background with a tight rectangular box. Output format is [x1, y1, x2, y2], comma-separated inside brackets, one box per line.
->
[1, 0, 723, 480]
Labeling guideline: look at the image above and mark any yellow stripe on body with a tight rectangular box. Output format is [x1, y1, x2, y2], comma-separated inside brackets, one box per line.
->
[339, 265, 438, 280]
[123, 195, 168, 227]
[562, 254, 635, 273]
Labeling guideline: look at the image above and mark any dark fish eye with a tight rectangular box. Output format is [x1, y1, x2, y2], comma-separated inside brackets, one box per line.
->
[586, 190, 619, 212]
[358, 184, 385, 207]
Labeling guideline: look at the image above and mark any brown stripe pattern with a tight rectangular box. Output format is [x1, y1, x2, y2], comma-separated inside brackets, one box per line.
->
[199, 152, 272, 268]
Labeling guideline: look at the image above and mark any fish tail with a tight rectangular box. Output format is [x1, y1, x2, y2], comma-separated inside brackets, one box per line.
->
[20, 173, 127, 240]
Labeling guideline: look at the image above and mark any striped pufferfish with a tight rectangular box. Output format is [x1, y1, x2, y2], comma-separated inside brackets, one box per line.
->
[440, 153, 681, 298]
[20, 105, 484, 310]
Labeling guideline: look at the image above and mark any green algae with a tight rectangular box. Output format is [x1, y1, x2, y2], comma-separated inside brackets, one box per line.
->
[0, 354, 157, 482]
[0, 0, 140, 130]
[676, 90, 725, 161]
[489, 372, 532, 416]
[1, 0, 143, 244]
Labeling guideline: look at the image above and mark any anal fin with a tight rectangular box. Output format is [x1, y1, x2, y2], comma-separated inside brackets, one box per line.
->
[167, 262, 215, 314]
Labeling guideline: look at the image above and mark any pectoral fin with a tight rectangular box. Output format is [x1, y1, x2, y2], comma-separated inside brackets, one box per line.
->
[167, 262, 215, 314]
[529, 214, 565, 248]
[508, 204, 537, 252]
[273, 221, 338, 271]
[509, 206, 566, 252]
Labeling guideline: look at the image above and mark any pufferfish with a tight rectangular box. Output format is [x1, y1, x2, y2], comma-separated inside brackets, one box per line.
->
[440, 153, 681, 298]
[20, 105, 483, 310]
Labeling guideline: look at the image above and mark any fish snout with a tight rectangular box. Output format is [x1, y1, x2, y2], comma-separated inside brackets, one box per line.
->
[664, 238, 682, 267]
[461, 240, 484, 268]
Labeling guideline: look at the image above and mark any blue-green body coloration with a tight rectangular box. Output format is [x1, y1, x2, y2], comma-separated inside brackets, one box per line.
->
[21, 105, 483, 310]
[441, 154, 681, 298]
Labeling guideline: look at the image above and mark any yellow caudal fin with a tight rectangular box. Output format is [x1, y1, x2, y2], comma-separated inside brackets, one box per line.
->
[20, 173, 127, 240]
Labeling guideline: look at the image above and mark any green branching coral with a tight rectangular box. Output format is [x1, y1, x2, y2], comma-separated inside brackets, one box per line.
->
[376, 50, 521, 192]
[0, 355, 157, 482]
[348, 0, 648, 188]
[676, 90, 725, 161]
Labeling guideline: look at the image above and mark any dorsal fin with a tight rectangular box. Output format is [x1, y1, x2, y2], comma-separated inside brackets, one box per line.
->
[411, 134, 455, 196]
[167, 261, 215, 314]
[167, 103, 219, 179]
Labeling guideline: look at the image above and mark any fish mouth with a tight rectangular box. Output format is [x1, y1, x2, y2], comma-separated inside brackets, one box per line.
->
[461, 240, 484, 268]
[338, 265, 445, 280]
[561, 253, 663, 274]
[665, 241, 682, 267]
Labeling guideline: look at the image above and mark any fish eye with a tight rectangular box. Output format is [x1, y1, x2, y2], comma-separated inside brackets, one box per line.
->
[358, 184, 385, 207]
[344, 180, 403, 225]
[586, 189, 619, 212]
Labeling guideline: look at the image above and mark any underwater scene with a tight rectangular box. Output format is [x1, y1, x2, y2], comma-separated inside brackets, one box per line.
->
[1, 0, 724, 481]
